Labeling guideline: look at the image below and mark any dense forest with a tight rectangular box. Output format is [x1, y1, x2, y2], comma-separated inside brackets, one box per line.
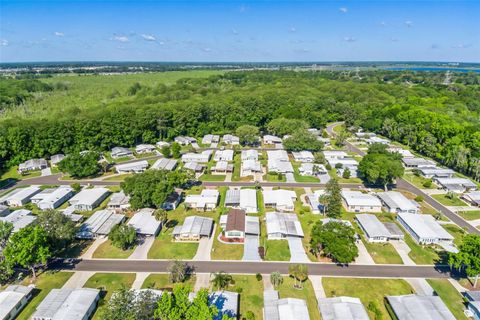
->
[0, 70, 479, 180]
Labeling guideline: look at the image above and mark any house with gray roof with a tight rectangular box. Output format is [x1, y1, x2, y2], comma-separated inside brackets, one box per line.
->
[386, 294, 455, 320]
[151, 158, 177, 171]
[115, 160, 149, 173]
[202, 134, 220, 145]
[18, 158, 48, 173]
[0, 285, 34, 320]
[183, 161, 205, 172]
[356, 214, 403, 242]
[32, 288, 100, 320]
[214, 149, 234, 162]
[263, 290, 309, 320]
[68, 187, 110, 211]
[222, 134, 240, 145]
[402, 157, 436, 169]
[172, 216, 214, 241]
[162, 190, 182, 211]
[342, 191, 382, 213]
[107, 191, 131, 212]
[76, 209, 125, 238]
[318, 296, 369, 320]
[0, 186, 41, 207]
[418, 167, 455, 179]
[266, 212, 304, 239]
[212, 161, 233, 173]
[110, 147, 133, 159]
[462, 191, 480, 207]
[377, 191, 420, 214]
[50, 154, 65, 166]
[127, 208, 161, 236]
[433, 177, 477, 193]
[135, 144, 156, 154]
[220, 208, 260, 239]
[36, 186, 74, 210]
[0, 209, 37, 232]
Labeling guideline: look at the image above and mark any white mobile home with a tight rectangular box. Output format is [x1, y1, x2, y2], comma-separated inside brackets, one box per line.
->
[115, 160, 149, 173]
[76, 209, 125, 238]
[0, 186, 41, 207]
[0, 209, 37, 232]
[266, 212, 304, 239]
[172, 216, 214, 241]
[69, 187, 110, 211]
[397, 212, 454, 247]
[0, 285, 34, 320]
[111, 147, 133, 158]
[107, 191, 131, 212]
[37, 186, 74, 210]
[342, 191, 382, 213]
[263, 189, 297, 212]
[184, 189, 219, 211]
[377, 191, 420, 214]
[18, 158, 48, 173]
[127, 208, 161, 236]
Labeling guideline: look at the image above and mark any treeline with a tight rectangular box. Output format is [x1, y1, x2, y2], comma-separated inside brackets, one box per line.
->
[0, 78, 53, 109]
[0, 70, 479, 180]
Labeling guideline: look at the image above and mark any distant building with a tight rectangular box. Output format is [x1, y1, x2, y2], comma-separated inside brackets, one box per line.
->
[263, 135, 282, 145]
[385, 294, 455, 320]
[356, 214, 403, 242]
[377, 191, 420, 214]
[174, 136, 196, 145]
[172, 216, 214, 241]
[292, 151, 315, 163]
[156, 141, 170, 148]
[32, 288, 100, 320]
[366, 136, 390, 145]
[181, 150, 212, 163]
[266, 212, 304, 239]
[69, 187, 110, 211]
[0, 285, 34, 320]
[388, 147, 414, 158]
[263, 189, 297, 212]
[107, 191, 131, 212]
[50, 154, 65, 166]
[299, 163, 327, 176]
[323, 150, 347, 160]
[202, 134, 220, 145]
[115, 160, 149, 173]
[0, 186, 41, 207]
[341, 191, 382, 213]
[263, 290, 309, 320]
[184, 189, 219, 211]
[35, 186, 74, 210]
[418, 167, 455, 179]
[462, 191, 480, 207]
[241, 149, 259, 161]
[151, 158, 177, 171]
[111, 147, 133, 159]
[127, 208, 161, 236]
[222, 134, 240, 145]
[402, 157, 436, 169]
[433, 177, 477, 193]
[77, 209, 125, 238]
[183, 161, 205, 172]
[135, 144, 156, 154]
[18, 158, 48, 173]
[318, 296, 369, 320]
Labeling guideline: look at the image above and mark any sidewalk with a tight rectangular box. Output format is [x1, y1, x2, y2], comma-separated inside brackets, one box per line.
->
[310, 275, 326, 299]
[132, 272, 150, 290]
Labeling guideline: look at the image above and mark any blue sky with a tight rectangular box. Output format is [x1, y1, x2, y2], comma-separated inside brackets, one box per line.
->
[1, 1, 479, 62]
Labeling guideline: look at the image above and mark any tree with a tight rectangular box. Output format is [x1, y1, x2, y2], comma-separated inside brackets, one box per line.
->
[171, 142, 182, 159]
[211, 271, 233, 290]
[121, 170, 189, 209]
[3, 226, 51, 279]
[358, 147, 404, 190]
[155, 285, 218, 320]
[58, 151, 101, 178]
[236, 125, 259, 146]
[267, 118, 308, 136]
[103, 286, 159, 320]
[283, 130, 323, 152]
[70, 183, 81, 193]
[270, 272, 283, 288]
[169, 260, 191, 283]
[342, 167, 351, 179]
[449, 234, 480, 287]
[154, 209, 168, 224]
[322, 179, 342, 218]
[161, 145, 171, 158]
[334, 129, 349, 146]
[288, 264, 308, 289]
[314, 152, 326, 164]
[0, 221, 13, 248]
[109, 225, 136, 250]
[310, 221, 358, 264]
[37, 210, 77, 254]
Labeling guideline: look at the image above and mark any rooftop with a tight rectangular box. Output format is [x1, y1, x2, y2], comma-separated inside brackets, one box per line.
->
[377, 191, 419, 212]
[0, 285, 33, 320]
[225, 208, 246, 232]
[266, 212, 304, 237]
[342, 191, 382, 207]
[77, 209, 125, 238]
[127, 208, 161, 235]
[173, 215, 214, 237]
[263, 290, 309, 320]
[386, 294, 455, 320]
[0, 209, 36, 232]
[397, 212, 453, 241]
[69, 187, 110, 206]
[318, 296, 369, 320]
[356, 214, 392, 238]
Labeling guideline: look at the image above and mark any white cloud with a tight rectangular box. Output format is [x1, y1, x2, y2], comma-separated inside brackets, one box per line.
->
[141, 34, 156, 41]
[390, 37, 398, 42]
[289, 26, 297, 33]
[380, 21, 387, 27]
[343, 36, 356, 42]
[113, 36, 129, 42]
[0, 39, 8, 46]
[159, 41, 165, 45]
[404, 20, 413, 28]
[202, 47, 211, 52]
[452, 43, 472, 49]
[54, 31, 64, 37]
[339, 7, 348, 13]
[232, 29, 239, 35]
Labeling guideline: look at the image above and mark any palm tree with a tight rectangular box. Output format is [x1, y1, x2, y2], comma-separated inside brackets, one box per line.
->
[211, 271, 233, 290]
[270, 272, 283, 289]
[289, 264, 308, 289]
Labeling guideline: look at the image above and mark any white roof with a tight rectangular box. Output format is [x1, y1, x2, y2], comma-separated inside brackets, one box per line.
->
[242, 159, 262, 171]
[0, 186, 41, 204]
[241, 149, 258, 160]
[181, 150, 211, 163]
[0, 209, 36, 232]
[356, 214, 392, 239]
[267, 150, 289, 161]
[463, 191, 480, 203]
[292, 151, 314, 161]
[386, 294, 455, 320]
[402, 157, 436, 167]
[107, 191, 130, 207]
[240, 189, 257, 212]
[318, 296, 369, 320]
[0, 285, 33, 319]
[135, 144, 155, 151]
[77, 209, 125, 238]
[323, 150, 347, 158]
[327, 158, 359, 167]
[397, 212, 453, 241]
[434, 177, 477, 188]
[151, 158, 177, 171]
[37, 186, 73, 209]
[32, 288, 100, 320]
[127, 208, 161, 235]
[69, 187, 110, 207]
[266, 212, 304, 237]
[214, 149, 234, 161]
[388, 147, 414, 158]
[377, 191, 419, 212]
[342, 191, 381, 207]
[264, 290, 309, 320]
[419, 167, 455, 176]
[263, 189, 297, 209]
[173, 215, 213, 237]
[115, 160, 149, 171]
[264, 135, 283, 143]
[185, 189, 219, 207]
[111, 146, 132, 156]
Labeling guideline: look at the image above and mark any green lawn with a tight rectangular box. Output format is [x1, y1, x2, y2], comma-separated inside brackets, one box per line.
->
[141, 273, 196, 290]
[148, 230, 199, 260]
[403, 173, 436, 189]
[431, 194, 467, 206]
[198, 174, 226, 182]
[457, 210, 480, 220]
[229, 275, 264, 320]
[211, 225, 244, 260]
[297, 211, 323, 261]
[427, 279, 468, 320]
[323, 277, 414, 320]
[103, 173, 133, 181]
[362, 238, 404, 264]
[442, 224, 466, 246]
[264, 240, 291, 261]
[403, 232, 441, 265]
[292, 162, 320, 183]
[231, 154, 242, 182]
[264, 172, 286, 182]
[328, 168, 363, 184]
[83, 273, 136, 319]
[277, 277, 320, 320]
[0, 166, 42, 181]
[92, 240, 136, 259]
[17, 271, 73, 320]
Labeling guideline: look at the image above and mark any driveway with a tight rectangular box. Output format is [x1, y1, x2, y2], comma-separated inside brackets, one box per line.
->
[354, 240, 375, 265]
[62, 271, 95, 289]
[287, 237, 309, 262]
[129, 236, 155, 260]
[81, 236, 108, 259]
[243, 235, 261, 261]
[193, 225, 216, 261]
[390, 240, 416, 266]
[41, 168, 52, 177]
[285, 173, 295, 183]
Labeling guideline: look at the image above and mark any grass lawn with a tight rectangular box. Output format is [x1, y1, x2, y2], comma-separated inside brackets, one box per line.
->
[292, 162, 320, 183]
[427, 279, 468, 320]
[457, 210, 480, 220]
[83, 273, 136, 319]
[102, 173, 133, 181]
[199, 174, 226, 182]
[0, 166, 42, 181]
[92, 239, 136, 259]
[403, 173, 436, 189]
[442, 224, 466, 246]
[403, 232, 440, 265]
[17, 271, 73, 320]
[328, 168, 363, 184]
[263, 172, 286, 182]
[229, 275, 264, 320]
[211, 225, 244, 260]
[323, 277, 414, 320]
[277, 277, 320, 320]
[148, 230, 199, 259]
[431, 194, 467, 206]
[141, 273, 196, 290]
[232, 154, 241, 182]
[362, 238, 404, 264]
[265, 240, 291, 261]
[297, 212, 323, 261]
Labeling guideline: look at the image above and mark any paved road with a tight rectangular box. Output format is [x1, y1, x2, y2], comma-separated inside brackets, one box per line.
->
[59, 259, 454, 279]
[327, 122, 479, 235]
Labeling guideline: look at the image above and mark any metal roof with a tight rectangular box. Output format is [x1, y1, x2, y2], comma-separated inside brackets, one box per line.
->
[127, 208, 161, 235]
[266, 212, 304, 237]
[0, 285, 33, 320]
[263, 190, 296, 210]
[241, 149, 259, 160]
[32, 288, 100, 320]
[37, 186, 74, 210]
[172, 216, 214, 237]
[0, 186, 41, 205]
[263, 290, 309, 320]
[342, 191, 382, 208]
[69, 187, 110, 207]
[225, 189, 240, 206]
[240, 188, 257, 212]
[0, 209, 36, 232]
[355, 214, 391, 239]
[397, 212, 454, 241]
[77, 209, 125, 238]
[386, 294, 455, 320]
[107, 191, 130, 207]
[377, 191, 419, 212]
[214, 149, 234, 161]
[318, 296, 369, 320]
[151, 158, 177, 171]
[115, 160, 148, 172]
